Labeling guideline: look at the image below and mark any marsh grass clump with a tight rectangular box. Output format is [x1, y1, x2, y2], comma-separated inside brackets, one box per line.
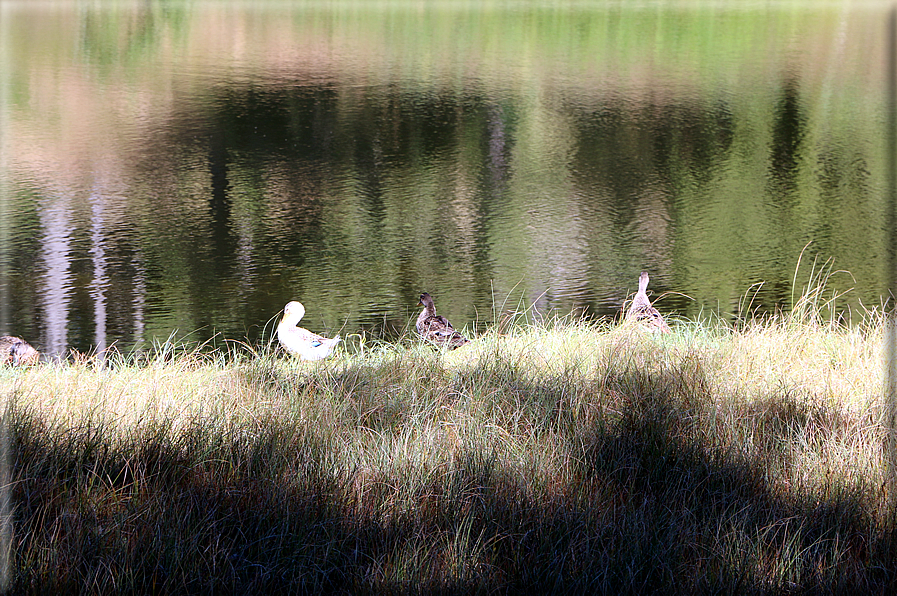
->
[0, 297, 895, 593]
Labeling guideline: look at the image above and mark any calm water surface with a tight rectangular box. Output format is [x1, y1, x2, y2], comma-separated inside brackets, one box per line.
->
[0, 1, 888, 356]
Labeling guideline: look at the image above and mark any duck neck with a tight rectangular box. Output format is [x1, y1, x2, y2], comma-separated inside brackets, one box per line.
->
[418, 303, 436, 323]
[638, 274, 649, 294]
[280, 313, 300, 330]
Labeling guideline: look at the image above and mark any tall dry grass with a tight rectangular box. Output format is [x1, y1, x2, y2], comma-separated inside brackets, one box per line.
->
[0, 298, 894, 593]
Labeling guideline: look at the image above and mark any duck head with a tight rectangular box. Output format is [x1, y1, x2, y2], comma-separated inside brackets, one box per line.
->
[418, 292, 434, 307]
[283, 301, 306, 324]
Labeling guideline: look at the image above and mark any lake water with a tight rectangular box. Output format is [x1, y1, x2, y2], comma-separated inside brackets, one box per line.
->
[0, 1, 889, 357]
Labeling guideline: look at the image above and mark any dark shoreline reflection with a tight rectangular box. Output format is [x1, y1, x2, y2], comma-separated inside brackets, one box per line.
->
[1, 4, 885, 356]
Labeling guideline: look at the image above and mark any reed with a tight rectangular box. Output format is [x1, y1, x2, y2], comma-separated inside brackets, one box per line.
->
[0, 296, 894, 593]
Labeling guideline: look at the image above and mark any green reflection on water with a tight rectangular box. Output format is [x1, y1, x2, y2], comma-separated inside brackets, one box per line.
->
[0, 1, 886, 353]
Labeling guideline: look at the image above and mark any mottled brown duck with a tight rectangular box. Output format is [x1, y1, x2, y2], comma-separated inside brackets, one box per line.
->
[416, 292, 469, 349]
[0, 335, 40, 365]
[625, 271, 671, 333]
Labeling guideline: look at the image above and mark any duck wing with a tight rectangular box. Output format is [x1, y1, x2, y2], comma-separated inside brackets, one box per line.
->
[627, 304, 671, 333]
[418, 315, 468, 348]
[279, 325, 341, 358]
[418, 314, 454, 333]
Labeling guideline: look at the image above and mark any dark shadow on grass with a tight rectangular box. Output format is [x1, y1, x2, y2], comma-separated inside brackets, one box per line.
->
[575, 367, 886, 593]
[5, 358, 897, 594]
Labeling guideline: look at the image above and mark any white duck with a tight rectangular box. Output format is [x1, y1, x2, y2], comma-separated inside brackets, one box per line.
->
[277, 301, 341, 360]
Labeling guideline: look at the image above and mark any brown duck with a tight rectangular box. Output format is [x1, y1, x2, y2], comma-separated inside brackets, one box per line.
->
[625, 272, 671, 333]
[416, 292, 469, 349]
[0, 335, 40, 365]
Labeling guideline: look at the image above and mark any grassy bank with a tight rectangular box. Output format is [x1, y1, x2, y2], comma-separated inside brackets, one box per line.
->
[0, 309, 894, 593]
